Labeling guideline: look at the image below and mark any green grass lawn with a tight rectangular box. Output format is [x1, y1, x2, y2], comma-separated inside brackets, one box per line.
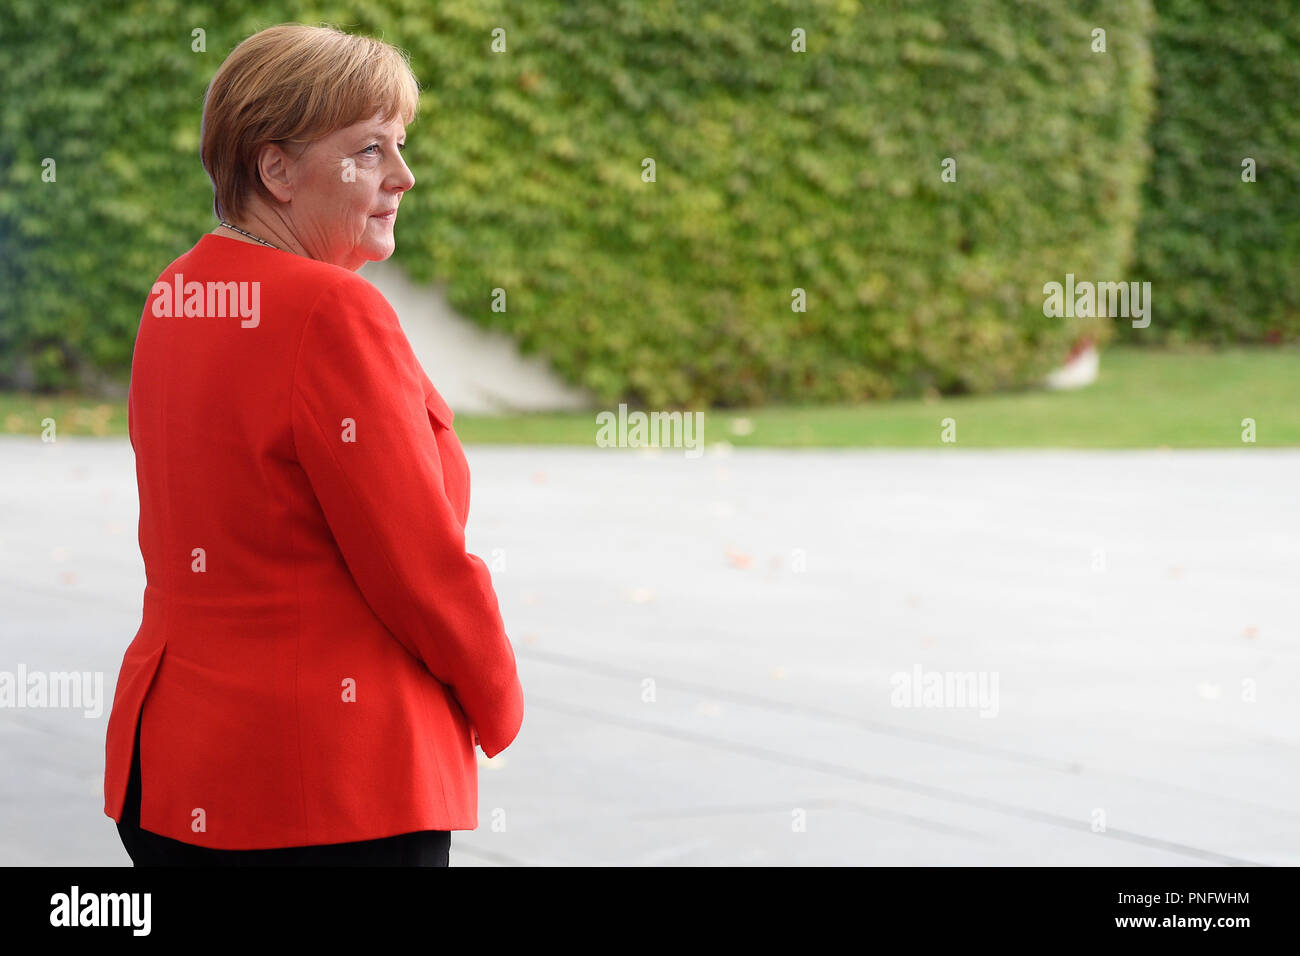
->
[3, 346, 1297, 447]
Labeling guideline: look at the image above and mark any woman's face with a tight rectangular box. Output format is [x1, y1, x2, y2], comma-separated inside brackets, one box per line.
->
[276, 110, 415, 271]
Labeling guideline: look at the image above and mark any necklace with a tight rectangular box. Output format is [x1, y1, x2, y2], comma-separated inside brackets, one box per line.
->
[217, 220, 280, 250]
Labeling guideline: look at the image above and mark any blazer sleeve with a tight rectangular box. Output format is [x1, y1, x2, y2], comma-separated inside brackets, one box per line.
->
[290, 274, 523, 758]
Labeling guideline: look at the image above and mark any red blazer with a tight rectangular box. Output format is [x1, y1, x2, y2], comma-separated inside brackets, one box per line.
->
[103, 233, 524, 849]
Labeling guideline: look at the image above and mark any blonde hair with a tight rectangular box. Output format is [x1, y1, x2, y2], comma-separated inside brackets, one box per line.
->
[200, 24, 420, 221]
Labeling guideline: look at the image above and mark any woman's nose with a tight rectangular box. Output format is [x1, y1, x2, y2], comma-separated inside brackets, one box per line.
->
[392, 155, 415, 191]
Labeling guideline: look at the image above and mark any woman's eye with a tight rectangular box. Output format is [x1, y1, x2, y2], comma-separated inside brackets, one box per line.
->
[361, 144, 379, 154]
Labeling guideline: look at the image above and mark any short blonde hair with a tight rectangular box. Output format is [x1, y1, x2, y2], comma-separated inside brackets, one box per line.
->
[200, 24, 420, 221]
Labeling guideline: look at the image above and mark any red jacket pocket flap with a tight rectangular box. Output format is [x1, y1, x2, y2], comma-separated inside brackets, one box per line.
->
[425, 386, 455, 428]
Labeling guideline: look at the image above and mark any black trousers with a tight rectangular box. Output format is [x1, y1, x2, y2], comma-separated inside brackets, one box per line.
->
[116, 719, 450, 866]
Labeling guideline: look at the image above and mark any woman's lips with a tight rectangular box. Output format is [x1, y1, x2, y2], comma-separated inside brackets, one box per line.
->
[370, 210, 396, 221]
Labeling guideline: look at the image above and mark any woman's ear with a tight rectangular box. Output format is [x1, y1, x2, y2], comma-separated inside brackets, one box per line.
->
[255, 141, 297, 204]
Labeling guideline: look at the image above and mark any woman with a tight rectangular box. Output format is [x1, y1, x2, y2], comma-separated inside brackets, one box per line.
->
[102, 24, 525, 866]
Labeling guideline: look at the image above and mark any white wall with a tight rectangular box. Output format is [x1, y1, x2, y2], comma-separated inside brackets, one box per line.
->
[359, 259, 596, 415]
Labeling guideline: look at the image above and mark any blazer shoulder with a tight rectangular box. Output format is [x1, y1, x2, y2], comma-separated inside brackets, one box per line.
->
[288, 256, 369, 297]
[300, 269, 400, 331]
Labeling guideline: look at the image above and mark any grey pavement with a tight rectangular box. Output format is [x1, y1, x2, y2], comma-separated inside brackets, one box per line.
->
[2, 436, 1298, 866]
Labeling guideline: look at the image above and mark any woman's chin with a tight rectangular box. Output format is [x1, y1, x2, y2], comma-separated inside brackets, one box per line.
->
[359, 235, 396, 261]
